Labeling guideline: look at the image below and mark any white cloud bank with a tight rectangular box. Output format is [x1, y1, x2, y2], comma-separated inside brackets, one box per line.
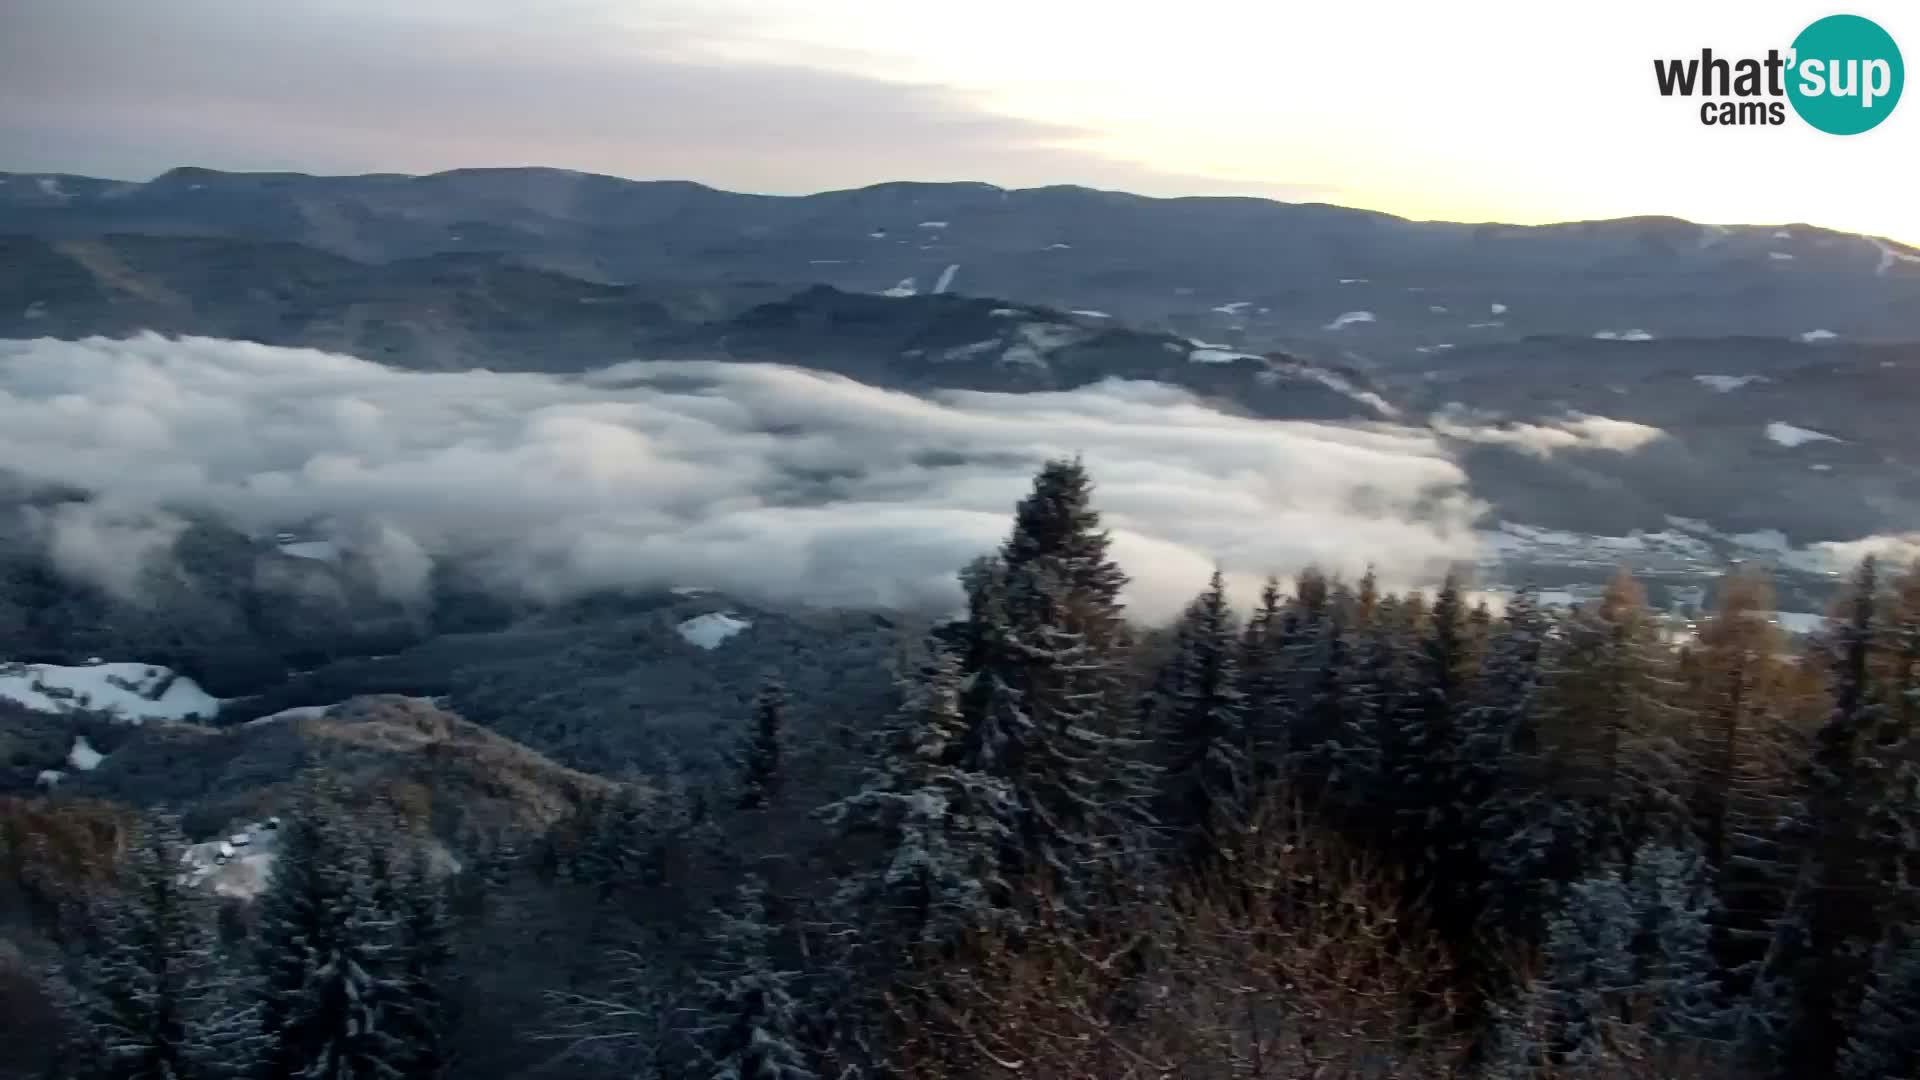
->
[1429, 407, 1668, 458]
[0, 335, 1482, 622]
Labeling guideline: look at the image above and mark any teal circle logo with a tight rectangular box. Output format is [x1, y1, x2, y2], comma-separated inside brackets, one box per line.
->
[1788, 14, 1904, 134]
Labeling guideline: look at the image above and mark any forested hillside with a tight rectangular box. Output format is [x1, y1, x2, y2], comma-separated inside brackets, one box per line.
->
[4, 460, 1918, 1079]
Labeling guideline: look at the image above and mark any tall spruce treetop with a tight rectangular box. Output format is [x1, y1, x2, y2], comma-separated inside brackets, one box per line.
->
[1000, 456, 1127, 611]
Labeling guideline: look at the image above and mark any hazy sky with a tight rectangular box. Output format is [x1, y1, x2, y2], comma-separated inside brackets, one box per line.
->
[1, 0, 1913, 241]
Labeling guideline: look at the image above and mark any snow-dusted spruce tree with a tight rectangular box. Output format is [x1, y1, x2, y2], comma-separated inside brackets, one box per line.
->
[692, 877, 817, 1080]
[1549, 571, 1688, 872]
[365, 843, 455, 1079]
[1391, 575, 1487, 947]
[248, 802, 409, 1080]
[1491, 862, 1636, 1070]
[952, 459, 1155, 914]
[1237, 574, 1297, 782]
[1150, 570, 1250, 868]
[737, 676, 788, 811]
[1624, 841, 1725, 1044]
[1756, 558, 1892, 1075]
[1838, 928, 1920, 1080]
[1312, 592, 1408, 836]
[1470, 586, 1566, 938]
[818, 649, 1015, 951]
[55, 814, 237, 1080]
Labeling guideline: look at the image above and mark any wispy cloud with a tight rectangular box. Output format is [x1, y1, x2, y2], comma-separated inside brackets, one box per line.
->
[0, 0, 1331, 200]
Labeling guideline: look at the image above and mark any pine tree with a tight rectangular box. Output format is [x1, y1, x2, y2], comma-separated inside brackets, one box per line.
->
[1238, 575, 1296, 780]
[367, 845, 454, 1079]
[56, 815, 235, 1080]
[1757, 558, 1894, 1075]
[1624, 842, 1725, 1043]
[1838, 928, 1920, 1080]
[819, 649, 1016, 949]
[739, 677, 788, 811]
[1550, 571, 1688, 867]
[951, 460, 1154, 913]
[249, 801, 409, 1080]
[1474, 586, 1569, 938]
[1150, 570, 1250, 867]
[1392, 575, 1487, 948]
[1539, 863, 1638, 1064]
[693, 878, 817, 1080]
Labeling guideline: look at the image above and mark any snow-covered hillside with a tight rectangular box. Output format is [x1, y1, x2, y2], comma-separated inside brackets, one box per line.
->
[0, 660, 219, 722]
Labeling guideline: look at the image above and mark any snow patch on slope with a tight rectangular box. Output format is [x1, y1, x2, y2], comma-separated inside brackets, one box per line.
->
[678, 612, 752, 649]
[1798, 329, 1838, 343]
[67, 735, 104, 771]
[1594, 329, 1655, 341]
[0, 661, 219, 723]
[1694, 375, 1766, 392]
[880, 278, 917, 298]
[1324, 311, 1375, 331]
[1870, 238, 1920, 275]
[1765, 422, 1838, 448]
[932, 264, 960, 294]
[1189, 348, 1261, 364]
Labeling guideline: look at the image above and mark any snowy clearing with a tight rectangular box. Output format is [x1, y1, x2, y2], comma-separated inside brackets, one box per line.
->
[1798, 329, 1837, 343]
[182, 818, 284, 900]
[68, 735, 104, 771]
[1773, 612, 1827, 636]
[1765, 422, 1839, 448]
[1768, 252, 1794, 261]
[917, 221, 948, 229]
[1593, 329, 1655, 341]
[1070, 310, 1111, 319]
[1189, 348, 1261, 364]
[677, 612, 753, 650]
[1211, 301, 1251, 315]
[0, 661, 219, 722]
[1490, 302, 1508, 315]
[880, 278, 917, 298]
[246, 704, 335, 726]
[1324, 311, 1376, 331]
[1694, 375, 1766, 393]
[1338, 278, 1368, 285]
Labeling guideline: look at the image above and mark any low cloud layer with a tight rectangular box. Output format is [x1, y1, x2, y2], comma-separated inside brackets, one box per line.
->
[1431, 407, 1668, 458]
[0, 335, 1479, 621]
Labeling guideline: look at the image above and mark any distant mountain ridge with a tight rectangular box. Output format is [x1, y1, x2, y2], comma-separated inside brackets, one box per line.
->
[5, 166, 1919, 355]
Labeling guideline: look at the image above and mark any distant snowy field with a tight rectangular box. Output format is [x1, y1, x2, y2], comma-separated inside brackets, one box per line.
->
[0, 660, 219, 722]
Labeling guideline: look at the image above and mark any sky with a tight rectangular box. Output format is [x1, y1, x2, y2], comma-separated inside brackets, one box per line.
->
[0, 0, 1914, 242]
